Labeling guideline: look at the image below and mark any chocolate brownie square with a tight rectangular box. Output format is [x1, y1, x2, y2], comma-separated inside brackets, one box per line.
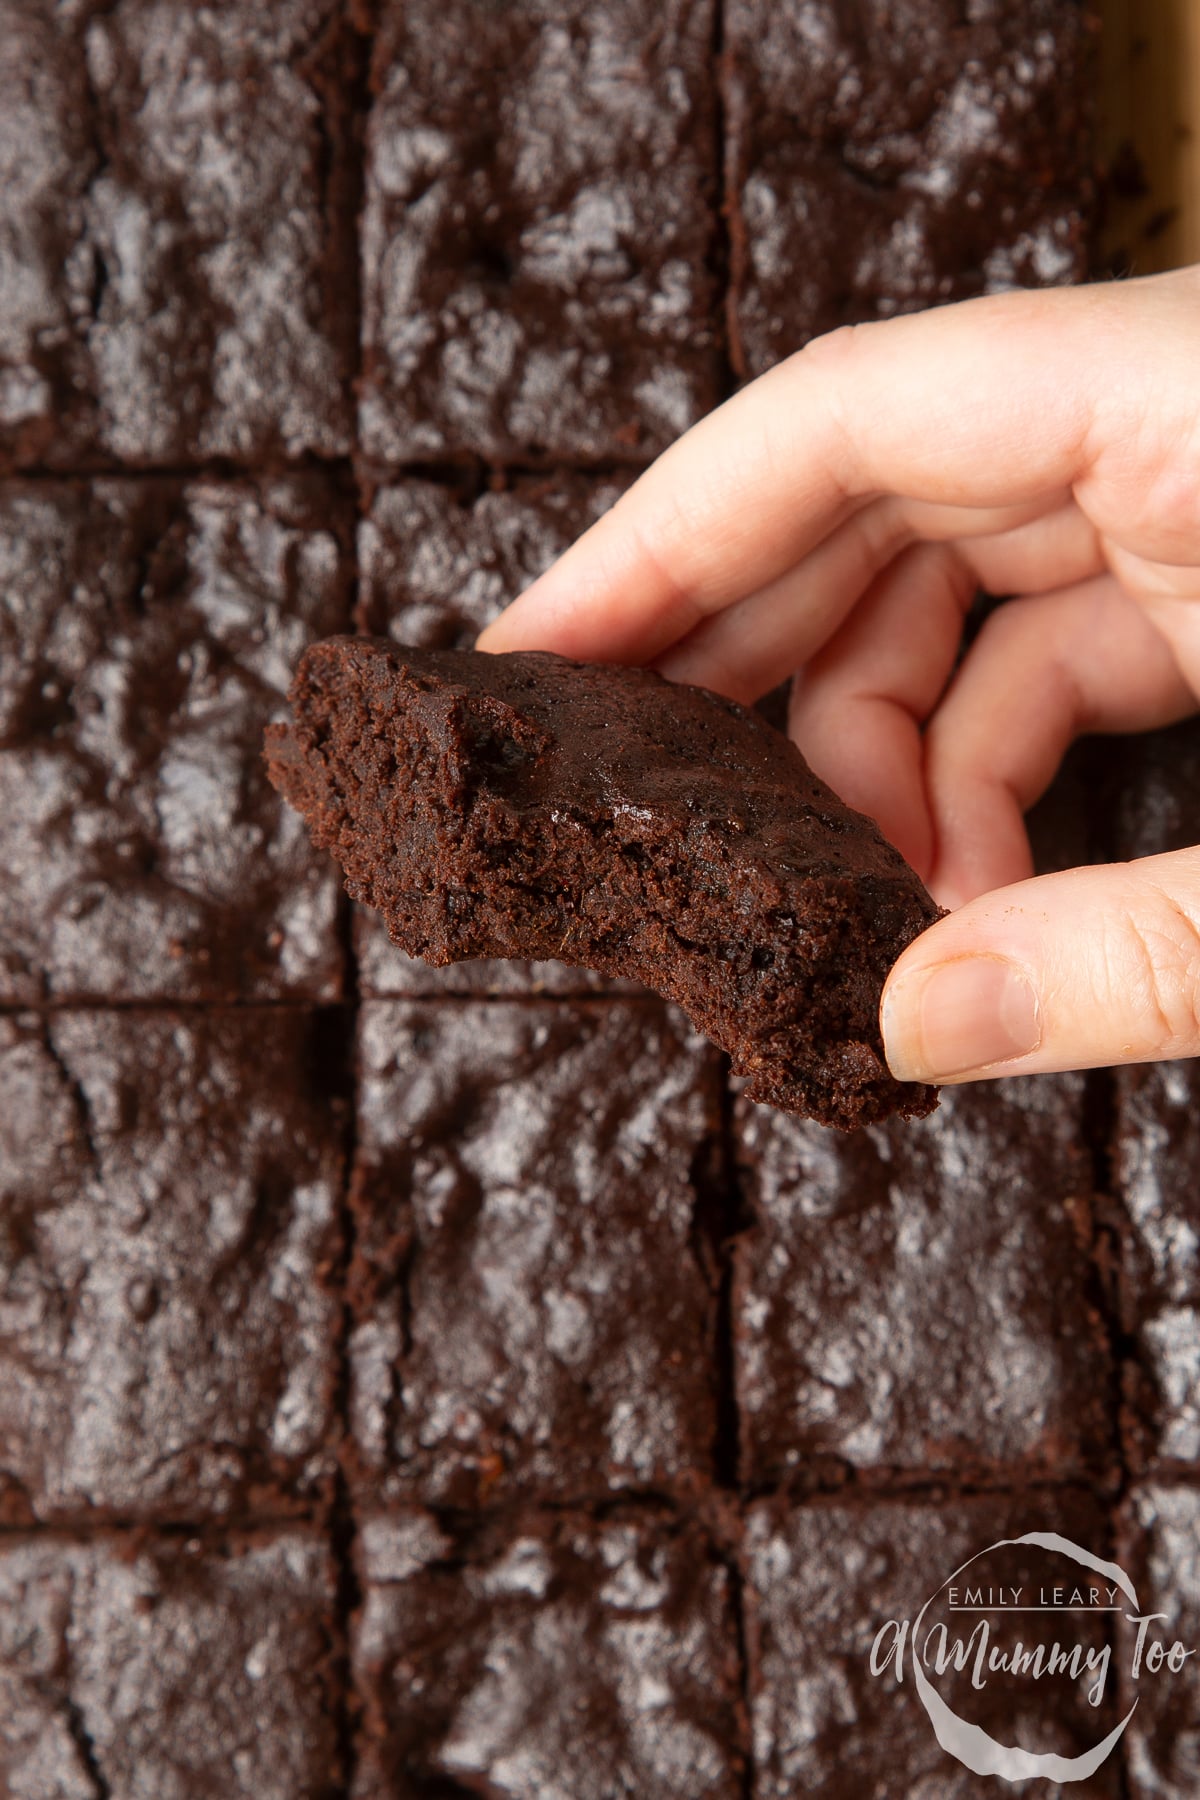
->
[0, 1527, 339, 1797]
[733, 1077, 1113, 1485]
[1114, 1061, 1200, 1467]
[744, 1491, 1122, 1799]
[724, 0, 1096, 377]
[1116, 1483, 1200, 1796]
[359, 0, 721, 465]
[0, 0, 354, 470]
[0, 477, 351, 1002]
[0, 1007, 342, 1522]
[355, 473, 641, 996]
[347, 1000, 722, 1508]
[352, 1506, 744, 1798]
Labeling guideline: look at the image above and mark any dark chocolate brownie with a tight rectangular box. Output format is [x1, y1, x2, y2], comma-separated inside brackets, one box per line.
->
[347, 1000, 721, 1508]
[1114, 1061, 1200, 1468]
[744, 1491, 1122, 1799]
[724, 0, 1097, 377]
[0, 0, 354, 470]
[0, 1528, 339, 1797]
[733, 1075, 1112, 1488]
[358, 0, 721, 465]
[356, 473, 641, 997]
[1110, 715, 1200, 861]
[0, 1008, 342, 1522]
[1116, 1483, 1200, 1796]
[0, 478, 350, 1003]
[352, 1506, 744, 1798]
[266, 640, 941, 1127]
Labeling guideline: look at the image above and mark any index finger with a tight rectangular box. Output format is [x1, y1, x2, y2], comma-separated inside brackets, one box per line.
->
[476, 280, 1127, 665]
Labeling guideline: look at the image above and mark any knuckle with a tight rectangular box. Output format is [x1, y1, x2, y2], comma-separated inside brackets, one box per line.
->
[1114, 887, 1200, 1055]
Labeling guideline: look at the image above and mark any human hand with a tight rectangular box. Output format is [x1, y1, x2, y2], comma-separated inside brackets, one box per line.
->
[477, 268, 1200, 1086]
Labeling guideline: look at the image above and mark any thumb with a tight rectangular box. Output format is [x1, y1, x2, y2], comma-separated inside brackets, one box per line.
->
[881, 849, 1200, 1083]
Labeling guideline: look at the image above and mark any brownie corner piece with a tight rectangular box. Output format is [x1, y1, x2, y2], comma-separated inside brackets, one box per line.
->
[267, 640, 939, 1128]
[358, 0, 721, 465]
[0, 0, 354, 470]
[0, 1526, 340, 1797]
[0, 1007, 344, 1524]
[346, 998, 722, 1509]
[351, 1505, 745, 1799]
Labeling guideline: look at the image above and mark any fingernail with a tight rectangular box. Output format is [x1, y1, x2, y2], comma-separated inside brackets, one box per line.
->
[882, 956, 1042, 1083]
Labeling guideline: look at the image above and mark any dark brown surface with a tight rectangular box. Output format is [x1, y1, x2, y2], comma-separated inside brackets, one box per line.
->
[0, 1527, 340, 1798]
[1117, 1482, 1200, 1797]
[355, 473, 641, 997]
[352, 1505, 745, 1799]
[0, 1008, 343, 1523]
[1114, 1062, 1200, 1469]
[358, 0, 721, 465]
[0, 477, 351, 1003]
[724, 0, 1097, 377]
[744, 1491, 1122, 1799]
[733, 1076, 1114, 1488]
[347, 1000, 722, 1509]
[266, 639, 941, 1128]
[0, 0, 355, 471]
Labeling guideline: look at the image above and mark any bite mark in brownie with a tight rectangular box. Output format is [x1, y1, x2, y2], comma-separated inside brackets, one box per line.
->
[0, 1528, 340, 1798]
[347, 1000, 722, 1508]
[0, 0, 354, 470]
[0, 1008, 343, 1523]
[351, 1506, 745, 1799]
[355, 473, 641, 996]
[724, 0, 1097, 377]
[266, 640, 940, 1127]
[0, 478, 350, 1003]
[359, 0, 721, 465]
[733, 1075, 1114, 1487]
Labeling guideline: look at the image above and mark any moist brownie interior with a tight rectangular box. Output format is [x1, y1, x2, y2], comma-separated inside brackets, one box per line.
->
[266, 637, 941, 1127]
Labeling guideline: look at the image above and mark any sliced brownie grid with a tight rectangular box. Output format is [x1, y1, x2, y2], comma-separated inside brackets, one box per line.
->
[0, 3, 1146, 1797]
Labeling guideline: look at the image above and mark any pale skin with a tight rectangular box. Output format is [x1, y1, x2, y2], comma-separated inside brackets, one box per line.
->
[477, 267, 1200, 1086]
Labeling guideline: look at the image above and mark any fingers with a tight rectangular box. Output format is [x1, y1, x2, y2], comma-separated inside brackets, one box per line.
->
[775, 520, 1109, 879]
[477, 276, 1156, 663]
[785, 542, 978, 876]
[645, 494, 1101, 703]
[881, 849, 1200, 1082]
[924, 575, 1195, 907]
